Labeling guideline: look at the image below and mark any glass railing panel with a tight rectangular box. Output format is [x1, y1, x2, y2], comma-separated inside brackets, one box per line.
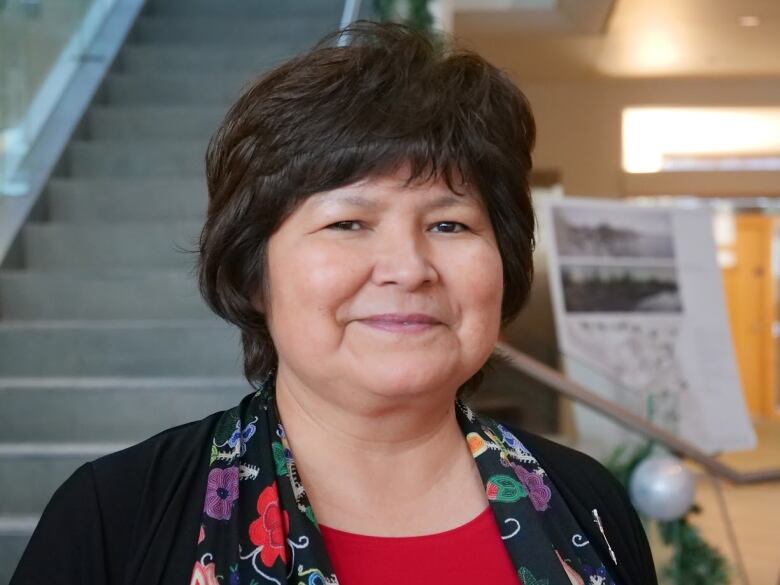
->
[0, 0, 114, 195]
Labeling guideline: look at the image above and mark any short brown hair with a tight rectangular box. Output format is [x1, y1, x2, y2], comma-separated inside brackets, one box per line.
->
[197, 20, 536, 397]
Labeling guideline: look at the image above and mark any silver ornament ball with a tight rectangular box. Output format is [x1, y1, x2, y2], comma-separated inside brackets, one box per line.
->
[628, 454, 695, 521]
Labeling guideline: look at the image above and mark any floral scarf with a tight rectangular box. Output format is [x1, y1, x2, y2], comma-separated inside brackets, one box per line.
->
[191, 372, 618, 585]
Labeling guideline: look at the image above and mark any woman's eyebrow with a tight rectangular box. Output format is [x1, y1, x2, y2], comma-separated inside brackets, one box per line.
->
[423, 194, 477, 210]
[313, 192, 478, 210]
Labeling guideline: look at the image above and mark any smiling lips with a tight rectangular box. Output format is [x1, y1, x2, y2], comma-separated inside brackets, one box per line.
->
[359, 313, 441, 333]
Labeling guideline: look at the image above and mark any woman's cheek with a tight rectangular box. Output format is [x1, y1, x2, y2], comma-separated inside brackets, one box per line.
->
[297, 246, 364, 311]
[457, 241, 502, 292]
[469, 246, 504, 324]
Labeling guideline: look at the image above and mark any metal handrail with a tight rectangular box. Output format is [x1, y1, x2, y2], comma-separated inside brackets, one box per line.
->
[495, 341, 780, 485]
[339, 0, 362, 42]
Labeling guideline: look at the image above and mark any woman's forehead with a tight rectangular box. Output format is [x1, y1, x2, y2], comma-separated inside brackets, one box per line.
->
[305, 171, 484, 210]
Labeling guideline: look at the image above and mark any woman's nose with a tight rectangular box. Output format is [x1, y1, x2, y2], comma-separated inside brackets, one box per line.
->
[370, 229, 439, 290]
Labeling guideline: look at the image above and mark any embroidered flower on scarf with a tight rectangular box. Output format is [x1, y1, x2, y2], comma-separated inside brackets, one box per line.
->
[512, 462, 552, 511]
[229, 419, 256, 456]
[486, 474, 527, 502]
[498, 424, 521, 447]
[582, 563, 610, 585]
[249, 482, 290, 567]
[190, 560, 220, 585]
[467, 432, 488, 456]
[205, 466, 239, 520]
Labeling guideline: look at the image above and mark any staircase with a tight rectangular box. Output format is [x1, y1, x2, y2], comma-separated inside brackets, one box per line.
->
[0, 0, 343, 581]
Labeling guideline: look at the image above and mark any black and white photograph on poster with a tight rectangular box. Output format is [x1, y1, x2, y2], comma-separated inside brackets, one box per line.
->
[553, 206, 676, 259]
[561, 265, 683, 313]
[564, 318, 686, 434]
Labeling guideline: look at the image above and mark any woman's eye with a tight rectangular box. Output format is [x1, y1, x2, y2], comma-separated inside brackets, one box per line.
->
[431, 221, 468, 233]
[327, 220, 362, 231]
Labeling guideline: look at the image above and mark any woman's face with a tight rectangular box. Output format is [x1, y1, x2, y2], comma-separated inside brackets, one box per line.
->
[263, 166, 504, 403]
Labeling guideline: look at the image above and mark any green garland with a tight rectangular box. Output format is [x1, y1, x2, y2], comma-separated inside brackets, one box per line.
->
[657, 519, 730, 584]
[373, 0, 433, 31]
[604, 444, 731, 584]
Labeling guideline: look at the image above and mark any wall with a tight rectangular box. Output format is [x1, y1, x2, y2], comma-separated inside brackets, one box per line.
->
[517, 77, 780, 197]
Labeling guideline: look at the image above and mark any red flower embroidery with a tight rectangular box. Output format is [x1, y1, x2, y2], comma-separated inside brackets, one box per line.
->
[249, 483, 290, 567]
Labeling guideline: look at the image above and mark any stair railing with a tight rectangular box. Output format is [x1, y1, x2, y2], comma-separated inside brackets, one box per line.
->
[495, 340, 780, 485]
[339, 0, 362, 32]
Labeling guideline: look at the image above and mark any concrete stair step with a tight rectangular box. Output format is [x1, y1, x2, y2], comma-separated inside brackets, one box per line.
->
[104, 72, 249, 105]
[0, 269, 210, 319]
[0, 444, 129, 516]
[67, 140, 206, 177]
[0, 320, 242, 376]
[0, 516, 37, 585]
[89, 105, 224, 140]
[0, 377, 247, 442]
[22, 221, 202, 269]
[119, 44, 298, 73]
[46, 178, 207, 221]
[144, 0, 342, 19]
[0, 442, 130, 516]
[133, 16, 338, 45]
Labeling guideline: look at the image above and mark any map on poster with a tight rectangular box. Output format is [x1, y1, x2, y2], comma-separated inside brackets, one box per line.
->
[543, 198, 756, 454]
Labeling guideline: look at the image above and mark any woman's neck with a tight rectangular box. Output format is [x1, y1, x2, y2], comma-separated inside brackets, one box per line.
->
[272, 369, 488, 535]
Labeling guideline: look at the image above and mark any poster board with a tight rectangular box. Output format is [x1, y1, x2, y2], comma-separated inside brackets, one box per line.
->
[542, 197, 756, 455]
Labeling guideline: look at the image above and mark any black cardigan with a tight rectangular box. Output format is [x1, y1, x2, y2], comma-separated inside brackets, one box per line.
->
[10, 410, 658, 585]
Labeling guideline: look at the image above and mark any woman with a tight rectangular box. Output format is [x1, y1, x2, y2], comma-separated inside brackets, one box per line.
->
[11, 21, 656, 585]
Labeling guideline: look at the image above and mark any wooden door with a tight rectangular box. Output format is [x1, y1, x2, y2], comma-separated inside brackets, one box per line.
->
[721, 214, 776, 417]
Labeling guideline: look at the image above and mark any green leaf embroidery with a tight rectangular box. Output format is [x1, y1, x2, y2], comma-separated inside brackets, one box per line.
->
[487, 474, 527, 502]
[518, 567, 549, 585]
[272, 442, 288, 476]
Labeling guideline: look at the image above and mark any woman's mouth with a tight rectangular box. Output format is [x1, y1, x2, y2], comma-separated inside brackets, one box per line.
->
[358, 313, 441, 333]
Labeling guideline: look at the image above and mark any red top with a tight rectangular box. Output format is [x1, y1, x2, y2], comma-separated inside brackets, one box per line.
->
[319, 506, 521, 584]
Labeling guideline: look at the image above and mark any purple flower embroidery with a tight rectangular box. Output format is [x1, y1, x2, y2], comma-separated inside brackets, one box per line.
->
[205, 466, 239, 520]
[512, 463, 552, 511]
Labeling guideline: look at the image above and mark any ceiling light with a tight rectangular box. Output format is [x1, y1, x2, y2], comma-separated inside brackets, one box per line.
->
[622, 107, 780, 174]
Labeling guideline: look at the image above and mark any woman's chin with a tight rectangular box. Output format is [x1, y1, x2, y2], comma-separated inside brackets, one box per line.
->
[351, 363, 461, 401]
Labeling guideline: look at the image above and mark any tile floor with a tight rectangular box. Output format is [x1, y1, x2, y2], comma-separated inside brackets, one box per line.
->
[684, 418, 780, 585]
